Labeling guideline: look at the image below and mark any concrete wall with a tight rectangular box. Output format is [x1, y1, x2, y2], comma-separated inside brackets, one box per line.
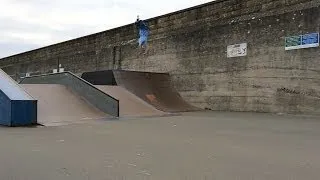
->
[1, 0, 320, 115]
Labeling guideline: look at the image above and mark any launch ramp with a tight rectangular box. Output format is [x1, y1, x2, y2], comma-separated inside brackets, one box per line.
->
[20, 72, 119, 117]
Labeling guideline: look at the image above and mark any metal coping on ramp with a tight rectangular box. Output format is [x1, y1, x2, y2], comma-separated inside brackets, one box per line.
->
[19, 71, 119, 117]
[0, 69, 37, 126]
[81, 70, 200, 113]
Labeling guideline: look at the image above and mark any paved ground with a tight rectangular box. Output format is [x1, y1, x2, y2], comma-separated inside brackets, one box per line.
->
[0, 112, 319, 180]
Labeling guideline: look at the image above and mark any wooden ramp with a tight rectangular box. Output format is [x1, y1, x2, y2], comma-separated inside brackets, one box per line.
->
[95, 86, 166, 117]
[22, 84, 109, 126]
[82, 70, 200, 113]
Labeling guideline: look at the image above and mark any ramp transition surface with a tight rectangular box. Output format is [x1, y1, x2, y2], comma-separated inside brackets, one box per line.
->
[22, 84, 109, 126]
[82, 70, 200, 113]
[96, 85, 166, 117]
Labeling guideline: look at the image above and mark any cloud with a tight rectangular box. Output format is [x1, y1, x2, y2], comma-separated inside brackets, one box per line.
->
[0, 0, 213, 58]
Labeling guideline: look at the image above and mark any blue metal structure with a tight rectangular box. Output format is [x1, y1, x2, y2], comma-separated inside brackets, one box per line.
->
[0, 69, 37, 126]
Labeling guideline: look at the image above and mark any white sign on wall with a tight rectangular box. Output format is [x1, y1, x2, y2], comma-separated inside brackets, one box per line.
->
[227, 43, 247, 58]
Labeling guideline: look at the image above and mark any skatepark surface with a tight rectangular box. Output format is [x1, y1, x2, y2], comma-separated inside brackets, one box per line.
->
[0, 111, 319, 180]
[22, 84, 109, 126]
[96, 85, 166, 117]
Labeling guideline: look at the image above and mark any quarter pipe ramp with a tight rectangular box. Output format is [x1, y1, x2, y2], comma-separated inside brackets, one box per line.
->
[96, 85, 166, 117]
[82, 70, 200, 113]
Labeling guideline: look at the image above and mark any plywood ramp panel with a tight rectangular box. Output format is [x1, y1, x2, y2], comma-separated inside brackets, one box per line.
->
[96, 85, 166, 117]
[22, 84, 108, 126]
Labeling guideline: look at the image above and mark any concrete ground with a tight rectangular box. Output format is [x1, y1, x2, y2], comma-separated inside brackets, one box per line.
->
[0, 111, 319, 180]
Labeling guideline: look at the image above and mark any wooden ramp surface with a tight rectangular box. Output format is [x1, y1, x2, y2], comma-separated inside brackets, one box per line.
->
[96, 85, 166, 117]
[22, 84, 109, 126]
[113, 71, 200, 112]
[82, 70, 200, 113]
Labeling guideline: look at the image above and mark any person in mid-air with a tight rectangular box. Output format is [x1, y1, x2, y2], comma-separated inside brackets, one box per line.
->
[135, 15, 149, 54]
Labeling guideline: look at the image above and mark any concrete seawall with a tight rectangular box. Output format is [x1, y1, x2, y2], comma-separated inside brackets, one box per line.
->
[1, 0, 320, 115]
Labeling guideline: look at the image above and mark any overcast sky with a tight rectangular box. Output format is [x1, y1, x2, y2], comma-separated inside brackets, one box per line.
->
[0, 0, 212, 58]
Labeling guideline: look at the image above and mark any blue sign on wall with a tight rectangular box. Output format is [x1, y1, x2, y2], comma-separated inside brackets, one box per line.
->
[285, 32, 319, 50]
